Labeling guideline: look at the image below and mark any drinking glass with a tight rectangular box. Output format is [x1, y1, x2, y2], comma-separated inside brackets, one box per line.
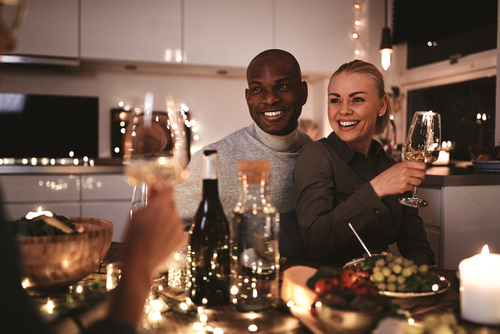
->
[399, 111, 441, 208]
[123, 94, 189, 287]
[123, 93, 189, 192]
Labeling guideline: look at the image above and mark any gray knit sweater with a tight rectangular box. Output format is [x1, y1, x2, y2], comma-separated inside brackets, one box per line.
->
[175, 123, 312, 257]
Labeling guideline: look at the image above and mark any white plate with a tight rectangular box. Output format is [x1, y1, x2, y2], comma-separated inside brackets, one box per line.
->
[343, 257, 365, 269]
[343, 259, 451, 298]
[378, 275, 450, 298]
[472, 160, 500, 172]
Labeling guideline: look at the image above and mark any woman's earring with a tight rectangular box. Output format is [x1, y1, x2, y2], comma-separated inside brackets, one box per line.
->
[378, 113, 383, 117]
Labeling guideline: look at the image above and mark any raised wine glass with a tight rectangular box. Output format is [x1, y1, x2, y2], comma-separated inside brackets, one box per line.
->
[123, 94, 190, 286]
[399, 111, 441, 208]
[123, 93, 189, 209]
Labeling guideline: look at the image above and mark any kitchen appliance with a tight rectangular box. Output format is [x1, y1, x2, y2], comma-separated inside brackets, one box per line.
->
[0, 93, 98, 160]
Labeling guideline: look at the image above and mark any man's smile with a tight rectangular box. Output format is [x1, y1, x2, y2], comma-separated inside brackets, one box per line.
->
[263, 110, 285, 117]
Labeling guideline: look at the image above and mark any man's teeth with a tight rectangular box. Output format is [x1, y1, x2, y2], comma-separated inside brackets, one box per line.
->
[264, 110, 284, 117]
[339, 121, 359, 127]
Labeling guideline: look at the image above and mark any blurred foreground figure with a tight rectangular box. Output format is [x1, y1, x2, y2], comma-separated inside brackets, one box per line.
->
[0, 2, 185, 332]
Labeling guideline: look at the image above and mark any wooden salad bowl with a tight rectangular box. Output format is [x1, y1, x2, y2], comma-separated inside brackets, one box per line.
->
[16, 217, 113, 290]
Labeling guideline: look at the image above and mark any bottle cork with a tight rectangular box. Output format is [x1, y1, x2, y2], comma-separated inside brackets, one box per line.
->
[237, 159, 271, 184]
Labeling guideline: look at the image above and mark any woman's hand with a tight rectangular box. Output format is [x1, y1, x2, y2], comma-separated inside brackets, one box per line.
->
[370, 161, 426, 198]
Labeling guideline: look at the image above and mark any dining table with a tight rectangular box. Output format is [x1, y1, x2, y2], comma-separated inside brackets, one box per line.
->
[29, 243, 500, 334]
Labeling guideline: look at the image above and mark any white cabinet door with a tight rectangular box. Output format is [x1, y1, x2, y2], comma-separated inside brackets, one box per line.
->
[275, 0, 353, 74]
[184, 0, 273, 67]
[81, 0, 182, 63]
[10, 0, 79, 58]
[0, 175, 80, 203]
[81, 202, 131, 242]
[80, 174, 133, 242]
[81, 174, 134, 201]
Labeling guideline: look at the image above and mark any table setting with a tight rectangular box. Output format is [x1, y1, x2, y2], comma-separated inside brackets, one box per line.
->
[11, 102, 499, 334]
[15, 215, 500, 334]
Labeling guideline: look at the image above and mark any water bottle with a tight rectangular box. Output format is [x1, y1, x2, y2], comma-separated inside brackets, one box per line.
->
[230, 159, 280, 312]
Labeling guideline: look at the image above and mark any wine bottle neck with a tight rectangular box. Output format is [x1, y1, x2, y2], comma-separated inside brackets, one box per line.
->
[202, 179, 220, 199]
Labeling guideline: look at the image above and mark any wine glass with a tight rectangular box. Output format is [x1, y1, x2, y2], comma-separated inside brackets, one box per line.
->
[123, 93, 189, 288]
[123, 93, 189, 193]
[399, 111, 441, 208]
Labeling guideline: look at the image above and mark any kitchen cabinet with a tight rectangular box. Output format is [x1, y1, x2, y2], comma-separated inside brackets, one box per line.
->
[418, 184, 500, 270]
[183, 0, 273, 67]
[80, 0, 182, 63]
[10, 0, 79, 58]
[0, 173, 134, 243]
[11, 0, 354, 73]
[275, 0, 353, 74]
[416, 187, 442, 269]
[81, 174, 134, 242]
[0, 174, 80, 203]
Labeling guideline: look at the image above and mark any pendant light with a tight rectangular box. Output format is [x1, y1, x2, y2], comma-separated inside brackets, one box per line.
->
[380, 0, 393, 70]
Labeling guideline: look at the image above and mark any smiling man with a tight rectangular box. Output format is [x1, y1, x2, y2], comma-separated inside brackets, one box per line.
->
[176, 49, 312, 258]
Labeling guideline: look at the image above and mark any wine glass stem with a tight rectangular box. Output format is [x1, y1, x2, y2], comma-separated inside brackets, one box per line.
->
[412, 186, 418, 199]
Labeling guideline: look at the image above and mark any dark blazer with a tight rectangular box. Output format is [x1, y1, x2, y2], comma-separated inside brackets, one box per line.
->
[293, 132, 435, 266]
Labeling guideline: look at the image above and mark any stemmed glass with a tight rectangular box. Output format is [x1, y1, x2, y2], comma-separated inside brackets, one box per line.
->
[399, 111, 441, 208]
[123, 93, 189, 196]
[123, 93, 189, 292]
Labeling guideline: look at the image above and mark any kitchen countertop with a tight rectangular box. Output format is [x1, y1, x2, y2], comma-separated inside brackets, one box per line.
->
[0, 158, 125, 175]
[422, 161, 500, 187]
[1, 160, 500, 187]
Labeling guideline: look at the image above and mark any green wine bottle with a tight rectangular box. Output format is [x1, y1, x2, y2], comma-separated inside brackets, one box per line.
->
[188, 150, 230, 306]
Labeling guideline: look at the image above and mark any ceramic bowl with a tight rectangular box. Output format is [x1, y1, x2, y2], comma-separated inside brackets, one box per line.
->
[316, 294, 385, 334]
[17, 217, 113, 290]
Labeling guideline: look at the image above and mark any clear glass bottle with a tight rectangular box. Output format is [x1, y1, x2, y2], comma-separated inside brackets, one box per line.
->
[188, 150, 230, 306]
[230, 159, 280, 312]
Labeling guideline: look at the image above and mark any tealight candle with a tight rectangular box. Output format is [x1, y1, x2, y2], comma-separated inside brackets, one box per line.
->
[25, 206, 53, 220]
[459, 245, 500, 325]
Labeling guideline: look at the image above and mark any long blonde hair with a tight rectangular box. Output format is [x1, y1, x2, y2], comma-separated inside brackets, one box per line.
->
[330, 60, 391, 135]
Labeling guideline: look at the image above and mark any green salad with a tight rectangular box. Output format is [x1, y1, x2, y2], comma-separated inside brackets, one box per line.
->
[10, 214, 77, 237]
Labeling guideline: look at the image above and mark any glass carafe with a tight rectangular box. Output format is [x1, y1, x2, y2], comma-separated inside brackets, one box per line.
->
[230, 160, 280, 312]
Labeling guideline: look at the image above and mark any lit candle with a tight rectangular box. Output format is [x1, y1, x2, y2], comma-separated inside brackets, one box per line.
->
[25, 207, 53, 220]
[46, 298, 54, 314]
[459, 245, 500, 325]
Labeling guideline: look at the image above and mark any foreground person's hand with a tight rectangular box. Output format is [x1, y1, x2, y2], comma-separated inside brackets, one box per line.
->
[109, 186, 184, 329]
[370, 161, 426, 199]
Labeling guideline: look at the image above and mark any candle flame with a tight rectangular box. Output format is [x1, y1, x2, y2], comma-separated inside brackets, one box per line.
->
[481, 244, 490, 256]
[481, 244, 489, 270]
[26, 207, 54, 219]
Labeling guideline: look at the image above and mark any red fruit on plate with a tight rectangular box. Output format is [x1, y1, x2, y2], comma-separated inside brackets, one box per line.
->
[315, 278, 333, 296]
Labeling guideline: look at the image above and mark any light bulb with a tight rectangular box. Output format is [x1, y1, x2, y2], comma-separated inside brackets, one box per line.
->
[381, 48, 392, 70]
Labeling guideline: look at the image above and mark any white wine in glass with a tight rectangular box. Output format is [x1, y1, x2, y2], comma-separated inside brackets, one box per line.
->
[123, 94, 188, 192]
[399, 111, 441, 208]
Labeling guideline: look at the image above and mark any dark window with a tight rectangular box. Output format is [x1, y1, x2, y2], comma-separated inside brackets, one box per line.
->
[407, 76, 496, 161]
[393, 0, 497, 68]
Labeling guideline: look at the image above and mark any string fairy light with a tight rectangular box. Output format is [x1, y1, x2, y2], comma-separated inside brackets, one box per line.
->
[352, 1, 367, 59]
